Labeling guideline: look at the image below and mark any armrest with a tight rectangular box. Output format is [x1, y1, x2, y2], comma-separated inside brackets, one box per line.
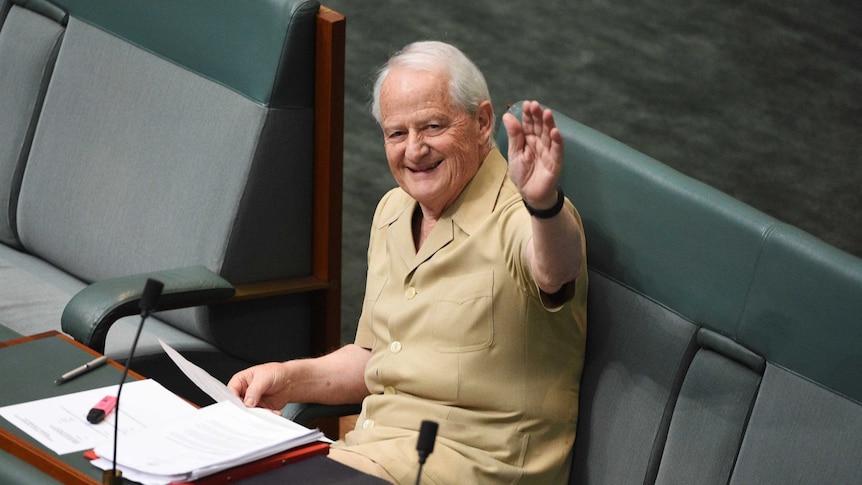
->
[61, 265, 236, 353]
[282, 402, 362, 428]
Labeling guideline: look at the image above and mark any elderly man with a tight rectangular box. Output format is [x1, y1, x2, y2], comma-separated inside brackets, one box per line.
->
[229, 41, 587, 484]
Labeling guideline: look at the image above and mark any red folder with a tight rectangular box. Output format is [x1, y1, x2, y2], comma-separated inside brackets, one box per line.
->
[84, 441, 330, 484]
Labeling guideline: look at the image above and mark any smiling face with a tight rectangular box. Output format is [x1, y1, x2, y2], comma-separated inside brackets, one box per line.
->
[379, 66, 493, 219]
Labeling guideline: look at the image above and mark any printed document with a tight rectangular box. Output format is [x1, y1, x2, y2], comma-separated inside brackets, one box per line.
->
[0, 379, 195, 455]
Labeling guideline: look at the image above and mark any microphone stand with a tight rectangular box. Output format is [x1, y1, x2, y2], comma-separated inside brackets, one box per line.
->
[103, 278, 164, 485]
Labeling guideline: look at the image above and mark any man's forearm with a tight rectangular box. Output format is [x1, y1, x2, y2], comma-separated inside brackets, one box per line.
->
[528, 206, 584, 294]
[285, 344, 372, 405]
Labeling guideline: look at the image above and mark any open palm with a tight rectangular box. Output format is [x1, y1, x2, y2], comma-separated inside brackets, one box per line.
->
[502, 101, 564, 208]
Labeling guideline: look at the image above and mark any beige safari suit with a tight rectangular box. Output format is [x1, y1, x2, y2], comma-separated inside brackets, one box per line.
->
[335, 149, 588, 485]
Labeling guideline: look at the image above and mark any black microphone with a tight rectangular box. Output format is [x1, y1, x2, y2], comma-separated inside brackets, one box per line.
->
[415, 420, 439, 485]
[138, 278, 164, 318]
[103, 278, 164, 485]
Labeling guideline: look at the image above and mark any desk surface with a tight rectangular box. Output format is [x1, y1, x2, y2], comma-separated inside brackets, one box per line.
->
[0, 331, 136, 484]
[0, 332, 386, 485]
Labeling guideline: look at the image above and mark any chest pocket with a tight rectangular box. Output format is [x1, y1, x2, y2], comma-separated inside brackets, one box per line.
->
[431, 271, 494, 352]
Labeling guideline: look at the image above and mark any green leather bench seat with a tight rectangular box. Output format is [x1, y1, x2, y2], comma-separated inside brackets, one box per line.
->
[0, 0, 328, 405]
[497, 102, 862, 484]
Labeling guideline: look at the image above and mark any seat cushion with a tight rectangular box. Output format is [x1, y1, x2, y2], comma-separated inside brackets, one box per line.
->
[731, 365, 862, 484]
[0, 6, 64, 247]
[571, 270, 698, 484]
[17, 17, 267, 287]
[0, 244, 215, 358]
[655, 349, 761, 484]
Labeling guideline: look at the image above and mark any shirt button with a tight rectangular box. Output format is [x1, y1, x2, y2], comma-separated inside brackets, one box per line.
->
[384, 386, 397, 395]
[390, 341, 402, 353]
[362, 419, 375, 429]
[405, 287, 417, 300]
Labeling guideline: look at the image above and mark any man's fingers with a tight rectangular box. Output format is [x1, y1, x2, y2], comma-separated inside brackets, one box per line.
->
[243, 381, 267, 407]
[227, 373, 247, 398]
[227, 369, 265, 407]
[502, 112, 524, 151]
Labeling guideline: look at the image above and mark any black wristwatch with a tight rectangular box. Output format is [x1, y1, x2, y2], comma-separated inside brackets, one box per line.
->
[523, 186, 565, 219]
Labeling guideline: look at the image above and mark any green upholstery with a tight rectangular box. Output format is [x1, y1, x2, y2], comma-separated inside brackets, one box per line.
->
[498, 102, 777, 338]
[61, 266, 235, 353]
[497, 102, 862, 484]
[48, 0, 315, 106]
[8, 0, 64, 23]
[0, 0, 346, 479]
[0, 3, 64, 247]
[0, 0, 338, 409]
[739, 224, 862, 401]
[499, 101, 862, 403]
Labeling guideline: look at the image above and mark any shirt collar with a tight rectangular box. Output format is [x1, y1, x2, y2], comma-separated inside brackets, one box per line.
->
[444, 148, 509, 236]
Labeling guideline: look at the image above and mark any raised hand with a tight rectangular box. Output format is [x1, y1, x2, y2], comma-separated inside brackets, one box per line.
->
[502, 100, 564, 210]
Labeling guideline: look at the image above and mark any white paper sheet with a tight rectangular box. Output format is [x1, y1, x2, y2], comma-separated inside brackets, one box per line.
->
[157, 339, 244, 407]
[0, 379, 196, 455]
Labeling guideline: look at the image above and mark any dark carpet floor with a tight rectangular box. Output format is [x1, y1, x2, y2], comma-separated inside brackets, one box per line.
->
[321, 0, 862, 342]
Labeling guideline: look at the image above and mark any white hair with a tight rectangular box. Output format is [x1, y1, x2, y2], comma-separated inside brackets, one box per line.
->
[370, 41, 495, 143]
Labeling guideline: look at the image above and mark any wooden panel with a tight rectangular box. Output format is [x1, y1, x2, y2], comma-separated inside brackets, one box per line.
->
[312, 6, 346, 356]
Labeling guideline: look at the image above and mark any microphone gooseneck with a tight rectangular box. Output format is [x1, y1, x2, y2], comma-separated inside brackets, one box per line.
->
[415, 420, 438, 485]
[104, 278, 164, 485]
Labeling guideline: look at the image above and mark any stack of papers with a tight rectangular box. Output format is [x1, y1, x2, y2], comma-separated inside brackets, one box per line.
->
[90, 400, 323, 484]
[0, 340, 325, 485]
[89, 340, 325, 484]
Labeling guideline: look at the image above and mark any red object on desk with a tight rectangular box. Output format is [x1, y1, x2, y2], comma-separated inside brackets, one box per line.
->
[83, 441, 330, 484]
